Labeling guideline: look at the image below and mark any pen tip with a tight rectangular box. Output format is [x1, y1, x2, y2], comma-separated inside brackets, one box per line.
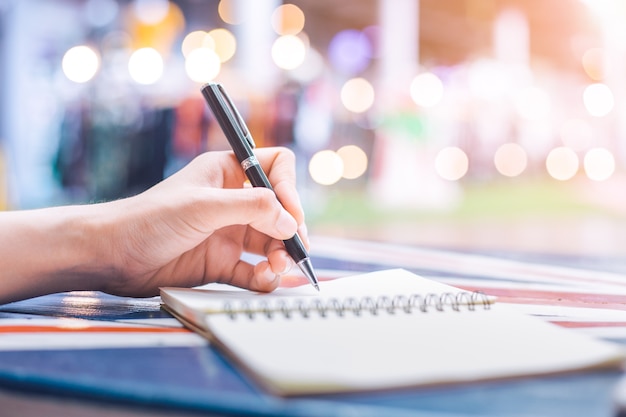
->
[297, 258, 320, 291]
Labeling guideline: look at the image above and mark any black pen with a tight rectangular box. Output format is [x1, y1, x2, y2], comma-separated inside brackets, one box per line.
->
[200, 82, 320, 291]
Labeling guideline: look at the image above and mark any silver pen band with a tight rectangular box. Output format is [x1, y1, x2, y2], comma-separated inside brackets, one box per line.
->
[241, 155, 260, 171]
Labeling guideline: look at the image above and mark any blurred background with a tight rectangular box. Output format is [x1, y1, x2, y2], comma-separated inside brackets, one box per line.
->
[1, 0, 626, 256]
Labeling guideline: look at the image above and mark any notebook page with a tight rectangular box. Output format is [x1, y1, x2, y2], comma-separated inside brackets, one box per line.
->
[161, 269, 626, 395]
[205, 303, 626, 395]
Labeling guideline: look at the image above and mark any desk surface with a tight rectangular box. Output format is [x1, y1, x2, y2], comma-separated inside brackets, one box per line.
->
[1, 237, 626, 417]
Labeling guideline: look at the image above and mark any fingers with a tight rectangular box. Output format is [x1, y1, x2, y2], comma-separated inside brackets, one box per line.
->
[201, 187, 298, 241]
[225, 252, 293, 293]
[254, 148, 305, 226]
[186, 147, 305, 229]
[255, 147, 309, 248]
[151, 147, 308, 294]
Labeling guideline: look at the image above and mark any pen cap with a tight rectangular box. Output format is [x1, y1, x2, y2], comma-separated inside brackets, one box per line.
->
[201, 83, 256, 162]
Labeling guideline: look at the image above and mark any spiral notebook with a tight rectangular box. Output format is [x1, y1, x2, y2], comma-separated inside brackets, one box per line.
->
[160, 269, 625, 396]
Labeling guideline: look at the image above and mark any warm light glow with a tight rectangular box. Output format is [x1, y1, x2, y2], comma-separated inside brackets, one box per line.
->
[218, 0, 244, 25]
[309, 150, 344, 185]
[559, 118, 593, 150]
[181, 30, 209, 57]
[494, 143, 527, 177]
[514, 86, 551, 120]
[207, 28, 236, 63]
[582, 48, 604, 81]
[579, 0, 621, 19]
[133, 0, 170, 25]
[185, 48, 221, 83]
[288, 46, 324, 83]
[271, 4, 305, 35]
[62, 45, 100, 83]
[128, 47, 163, 84]
[546, 147, 579, 180]
[271, 35, 306, 70]
[340, 78, 375, 113]
[583, 83, 614, 117]
[410, 72, 444, 108]
[584, 148, 615, 181]
[435, 147, 469, 181]
[337, 145, 368, 179]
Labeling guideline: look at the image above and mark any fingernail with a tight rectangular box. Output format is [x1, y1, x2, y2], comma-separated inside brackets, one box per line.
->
[262, 266, 279, 284]
[278, 256, 295, 275]
[297, 223, 309, 248]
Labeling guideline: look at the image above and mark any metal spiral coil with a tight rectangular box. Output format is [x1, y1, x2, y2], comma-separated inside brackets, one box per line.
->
[222, 291, 490, 320]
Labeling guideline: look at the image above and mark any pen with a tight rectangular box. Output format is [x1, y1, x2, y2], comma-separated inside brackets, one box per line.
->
[200, 82, 320, 291]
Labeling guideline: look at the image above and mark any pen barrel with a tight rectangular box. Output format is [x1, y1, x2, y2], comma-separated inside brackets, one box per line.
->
[246, 165, 308, 264]
[245, 166, 273, 190]
[283, 234, 308, 263]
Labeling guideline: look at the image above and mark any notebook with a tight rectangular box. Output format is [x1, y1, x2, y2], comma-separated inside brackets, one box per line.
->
[160, 269, 626, 396]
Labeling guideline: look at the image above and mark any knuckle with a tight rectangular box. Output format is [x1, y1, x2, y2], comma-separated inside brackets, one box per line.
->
[252, 188, 277, 213]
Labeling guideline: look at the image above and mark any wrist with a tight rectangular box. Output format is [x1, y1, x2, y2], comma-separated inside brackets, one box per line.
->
[63, 203, 119, 292]
[37, 203, 118, 294]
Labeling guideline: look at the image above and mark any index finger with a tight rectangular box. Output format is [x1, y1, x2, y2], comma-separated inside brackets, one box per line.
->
[253, 147, 305, 225]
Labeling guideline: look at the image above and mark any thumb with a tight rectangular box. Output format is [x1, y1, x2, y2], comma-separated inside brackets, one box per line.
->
[205, 188, 298, 239]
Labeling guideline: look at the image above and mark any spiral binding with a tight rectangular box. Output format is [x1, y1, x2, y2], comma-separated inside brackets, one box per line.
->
[222, 291, 490, 320]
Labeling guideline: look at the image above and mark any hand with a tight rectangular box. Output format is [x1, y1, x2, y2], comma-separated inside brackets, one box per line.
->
[98, 147, 308, 297]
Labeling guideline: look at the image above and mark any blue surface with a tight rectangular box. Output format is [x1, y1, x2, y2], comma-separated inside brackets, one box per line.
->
[0, 346, 620, 416]
[0, 250, 624, 416]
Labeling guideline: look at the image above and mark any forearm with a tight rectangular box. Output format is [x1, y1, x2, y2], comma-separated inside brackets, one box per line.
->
[0, 204, 114, 304]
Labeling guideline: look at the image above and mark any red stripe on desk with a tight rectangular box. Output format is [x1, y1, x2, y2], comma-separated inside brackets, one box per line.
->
[554, 321, 626, 329]
[0, 326, 191, 334]
[454, 285, 626, 310]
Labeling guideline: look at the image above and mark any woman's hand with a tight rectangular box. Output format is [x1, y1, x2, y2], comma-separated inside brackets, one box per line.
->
[101, 147, 308, 297]
[0, 147, 308, 304]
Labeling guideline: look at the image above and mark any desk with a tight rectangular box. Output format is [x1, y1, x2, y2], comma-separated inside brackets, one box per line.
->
[1, 237, 625, 417]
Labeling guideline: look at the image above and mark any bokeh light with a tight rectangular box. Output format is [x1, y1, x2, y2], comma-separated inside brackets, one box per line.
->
[185, 47, 221, 83]
[133, 0, 170, 25]
[581, 48, 604, 81]
[545, 147, 579, 180]
[218, 0, 244, 25]
[62, 45, 100, 83]
[181, 30, 210, 57]
[584, 148, 615, 181]
[559, 118, 593, 151]
[328, 29, 372, 75]
[435, 147, 469, 181]
[271, 4, 305, 35]
[410, 72, 444, 108]
[583, 83, 614, 117]
[340, 78, 375, 113]
[288, 47, 324, 83]
[272, 35, 306, 70]
[362, 25, 380, 58]
[309, 150, 344, 185]
[337, 145, 368, 179]
[207, 28, 236, 63]
[494, 143, 528, 177]
[128, 47, 163, 84]
[514, 86, 551, 120]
